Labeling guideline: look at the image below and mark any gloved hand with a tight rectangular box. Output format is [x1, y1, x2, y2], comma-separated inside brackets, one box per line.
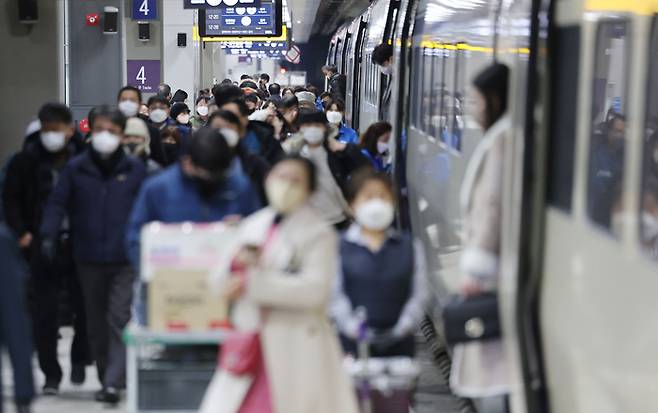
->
[370, 330, 403, 354]
[40, 239, 57, 264]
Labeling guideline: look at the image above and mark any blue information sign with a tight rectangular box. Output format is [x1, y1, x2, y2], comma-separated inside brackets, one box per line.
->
[132, 0, 157, 20]
[126, 60, 161, 92]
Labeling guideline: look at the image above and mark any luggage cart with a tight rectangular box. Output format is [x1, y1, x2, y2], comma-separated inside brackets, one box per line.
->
[124, 325, 229, 413]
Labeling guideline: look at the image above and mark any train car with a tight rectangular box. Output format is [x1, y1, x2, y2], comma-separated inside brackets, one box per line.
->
[344, 12, 369, 129]
[331, 0, 658, 411]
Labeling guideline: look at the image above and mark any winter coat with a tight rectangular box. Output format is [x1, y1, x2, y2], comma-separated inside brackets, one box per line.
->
[125, 164, 262, 266]
[209, 206, 359, 413]
[328, 73, 347, 102]
[450, 115, 511, 398]
[2, 139, 81, 239]
[40, 150, 147, 264]
[246, 120, 285, 165]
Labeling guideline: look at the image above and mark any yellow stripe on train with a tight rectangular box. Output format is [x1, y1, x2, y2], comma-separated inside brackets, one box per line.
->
[586, 0, 658, 14]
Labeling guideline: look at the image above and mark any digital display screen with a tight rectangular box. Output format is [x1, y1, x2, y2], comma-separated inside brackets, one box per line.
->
[221, 41, 287, 57]
[198, 0, 282, 38]
[184, 0, 261, 9]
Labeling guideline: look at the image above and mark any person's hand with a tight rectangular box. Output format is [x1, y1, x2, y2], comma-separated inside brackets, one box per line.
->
[328, 138, 347, 153]
[234, 245, 261, 268]
[222, 277, 244, 301]
[460, 275, 482, 297]
[18, 232, 33, 249]
[270, 116, 283, 140]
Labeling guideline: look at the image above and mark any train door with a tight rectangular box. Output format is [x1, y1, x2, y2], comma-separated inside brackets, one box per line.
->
[346, 16, 367, 130]
[533, 4, 658, 412]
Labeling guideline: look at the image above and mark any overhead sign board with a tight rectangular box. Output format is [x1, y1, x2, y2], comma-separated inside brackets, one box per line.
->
[184, 0, 260, 8]
[133, 0, 157, 20]
[223, 41, 287, 58]
[126, 60, 161, 92]
[198, 0, 282, 37]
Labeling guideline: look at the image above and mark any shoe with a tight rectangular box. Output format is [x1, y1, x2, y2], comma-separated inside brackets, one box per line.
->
[42, 380, 59, 396]
[71, 364, 86, 385]
[96, 387, 120, 405]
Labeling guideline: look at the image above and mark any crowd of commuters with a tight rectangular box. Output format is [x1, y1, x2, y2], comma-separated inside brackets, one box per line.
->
[0, 62, 510, 413]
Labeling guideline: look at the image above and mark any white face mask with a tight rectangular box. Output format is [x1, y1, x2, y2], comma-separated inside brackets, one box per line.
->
[355, 198, 395, 231]
[219, 127, 240, 148]
[177, 113, 191, 125]
[118, 100, 139, 117]
[91, 131, 121, 157]
[265, 177, 308, 214]
[40, 131, 66, 153]
[642, 212, 658, 241]
[326, 111, 343, 125]
[302, 126, 325, 145]
[197, 105, 209, 117]
[149, 108, 168, 124]
[377, 141, 389, 154]
[381, 64, 393, 76]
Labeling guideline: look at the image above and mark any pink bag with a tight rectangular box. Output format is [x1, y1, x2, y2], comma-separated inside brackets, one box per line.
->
[220, 332, 262, 375]
[237, 358, 272, 413]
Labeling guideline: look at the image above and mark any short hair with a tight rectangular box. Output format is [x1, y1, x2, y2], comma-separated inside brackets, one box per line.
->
[38, 102, 73, 124]
[260, 73, 270, 82]
[306, 85, 320, 96]
[212, 83, 244, 107]
[268, 83, 281, 96]
[297, 110, 327, 126]
[209, 109, 241, 128]
[346, 168, 395, 203]
[147, 95, 170, 107]
[372, 43, 394, 66]
[221, 78, 233, 85]
[196, 95, 211, 105]
[189, 127, 234, 173]
[240, 74, 252, 80]
[222, 97, 251, 117]
[293, 86, 308, 94]
[157, 83, 172, 97]
[359, 121, 392, 155]
[244, 94, 259, 105]
[271, 154, 318, 193]
[325, 98, 346, 112]
[93, 105, 127, 132]
[320, 92, 331, 99]
[117, 86, 142, 103]
[322, 65, 338, 74]
[240, 80, 259, 90]
[280, 95, 299, 110]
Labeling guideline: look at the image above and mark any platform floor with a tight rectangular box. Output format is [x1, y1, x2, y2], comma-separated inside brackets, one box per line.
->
[2, 328, 468, 413]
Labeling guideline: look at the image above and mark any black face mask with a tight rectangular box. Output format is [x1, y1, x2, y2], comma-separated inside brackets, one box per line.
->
[162, 142, 179, 164]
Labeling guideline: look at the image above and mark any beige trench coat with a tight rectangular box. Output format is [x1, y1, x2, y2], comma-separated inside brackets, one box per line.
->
[202, 206, 359, 413]
[450, 115, 511, 398]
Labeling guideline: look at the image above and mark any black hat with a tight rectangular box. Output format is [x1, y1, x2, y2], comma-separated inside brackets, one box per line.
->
[171, 89, 188, 104]
[171, 102, 190, 119]
[297, 110, 327, 126]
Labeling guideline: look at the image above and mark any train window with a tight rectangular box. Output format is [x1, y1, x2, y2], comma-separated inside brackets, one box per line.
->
[422, 48, 434, 133]
[441, 48, 456, 147]
[586, 20, 629, 234]
[546, 26, 581, 211]
[452, 48, 466, 152]
[639, 17, 658, 258]
[412, 47, 423, 128]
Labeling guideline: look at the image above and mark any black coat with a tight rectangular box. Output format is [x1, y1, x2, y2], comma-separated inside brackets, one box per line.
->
[40, 150, 146, 264]
[2, 139, 82, 239]
[329, 73, 347, 102]
[247, 120, 285, 165]
[326, 143, 371, 193]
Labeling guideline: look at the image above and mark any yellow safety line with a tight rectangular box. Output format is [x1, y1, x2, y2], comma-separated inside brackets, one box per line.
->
[586, 0, 658, 14]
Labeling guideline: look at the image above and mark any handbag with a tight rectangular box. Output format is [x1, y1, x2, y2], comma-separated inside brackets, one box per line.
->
[220, 331, 262, 375]
[442, 292, 500, 345]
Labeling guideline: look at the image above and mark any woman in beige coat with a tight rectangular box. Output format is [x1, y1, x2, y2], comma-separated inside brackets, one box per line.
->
[450, 63, 511, 408]
[202, 155, 359, 413]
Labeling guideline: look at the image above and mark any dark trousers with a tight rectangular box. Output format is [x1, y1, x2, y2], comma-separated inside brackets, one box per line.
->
[77, 263, 134, 389]
[28, 239, 90, 383]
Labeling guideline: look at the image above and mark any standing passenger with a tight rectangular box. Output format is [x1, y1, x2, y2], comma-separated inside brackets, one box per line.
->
[118, 86, 166, 166]
[325, 99, 358, 144]
[40, 107, 147, 405]
[371, 43, 394, 121]
[331, 170, 429, 357]
[451, 63, 511, 407]
[191, 96, 211, 131]
[201, 156, 359, 413]
[359, 121, 392, 172]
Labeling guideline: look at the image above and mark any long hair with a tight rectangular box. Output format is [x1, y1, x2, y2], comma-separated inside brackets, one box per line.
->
[359, 121, 392, 156]
[472, 63, 509, 129]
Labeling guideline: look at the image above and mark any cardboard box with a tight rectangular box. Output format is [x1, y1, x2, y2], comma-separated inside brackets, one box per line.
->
[141, 222, 239, 332]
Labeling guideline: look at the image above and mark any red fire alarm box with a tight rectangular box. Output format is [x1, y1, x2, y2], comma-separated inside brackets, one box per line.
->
[86, 13, 99, 26]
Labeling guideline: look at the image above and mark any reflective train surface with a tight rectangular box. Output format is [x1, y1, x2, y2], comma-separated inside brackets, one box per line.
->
[328, 0, 658, 411]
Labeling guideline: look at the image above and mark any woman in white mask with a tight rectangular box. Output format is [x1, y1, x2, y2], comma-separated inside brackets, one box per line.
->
[191, 96, 211, 131]
[201, 155, 359, 413]
[325, 99, 358, 144]
[358, 121, 392, 172]
[297, 110, 369, 229]
[330, 169, 429, 357]
[170, 102, 193, 140]
[117, 86, 142, 118]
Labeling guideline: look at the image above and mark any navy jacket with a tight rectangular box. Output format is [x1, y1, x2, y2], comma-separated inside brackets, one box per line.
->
[40, 150, 147, 264]
[126, 163, 262, 266]
[0, 224, 35, 405]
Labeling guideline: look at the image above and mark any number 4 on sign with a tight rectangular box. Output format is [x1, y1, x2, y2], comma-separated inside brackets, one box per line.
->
[136, 66, 146, 85]
[139, 0, 149, 15]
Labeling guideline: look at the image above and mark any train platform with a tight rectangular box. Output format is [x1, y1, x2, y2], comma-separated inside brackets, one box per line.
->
[1, 326, 471, 413]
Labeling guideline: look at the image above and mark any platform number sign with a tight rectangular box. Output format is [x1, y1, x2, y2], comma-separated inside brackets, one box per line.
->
[132, 0, 157, 20]
[127, 60, 160, 92]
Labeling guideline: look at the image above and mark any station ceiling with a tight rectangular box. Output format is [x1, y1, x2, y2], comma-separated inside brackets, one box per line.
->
[289, 0, 370, 42]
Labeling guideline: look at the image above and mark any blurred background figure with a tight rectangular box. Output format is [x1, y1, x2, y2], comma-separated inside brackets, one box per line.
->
[358, 121, 392, 172]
